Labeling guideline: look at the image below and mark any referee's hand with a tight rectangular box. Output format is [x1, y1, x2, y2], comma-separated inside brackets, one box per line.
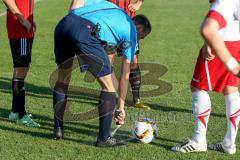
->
[113, 109, 125, 125]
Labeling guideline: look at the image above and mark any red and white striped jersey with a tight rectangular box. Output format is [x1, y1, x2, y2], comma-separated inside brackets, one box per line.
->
[6, 0, 34, 39]
[107, 0, 136, 18]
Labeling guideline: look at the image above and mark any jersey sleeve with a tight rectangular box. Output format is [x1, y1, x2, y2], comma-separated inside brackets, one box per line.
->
[121, 34, 138, 62]
[207, 0, 238, 29]
[84, 0, 105, 6]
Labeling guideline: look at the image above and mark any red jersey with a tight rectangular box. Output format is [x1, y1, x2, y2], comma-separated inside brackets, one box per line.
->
[6, 0, 34, 39]
[108, 0, 136, 18]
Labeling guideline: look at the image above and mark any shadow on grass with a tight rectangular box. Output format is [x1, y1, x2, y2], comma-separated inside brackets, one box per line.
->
[0, 77, 225, 148]
[148, 103, 225, 118]
[0, 77, 134, 109]
[151, 141, 173, 151]
[0, 124, 96, 146]
[0, 77, 52, 99]
[0, 77, 145, 107]
[0, 107, 131, 146]
[156, 137, 182, 144]
[0, 116, 95, 146]
[148, 137, 182, 151]
[0, 77, 99, 104]
[0, 76, 203, 117]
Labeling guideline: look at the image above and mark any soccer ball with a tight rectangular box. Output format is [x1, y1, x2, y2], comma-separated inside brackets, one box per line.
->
[132, 118, 158, 144]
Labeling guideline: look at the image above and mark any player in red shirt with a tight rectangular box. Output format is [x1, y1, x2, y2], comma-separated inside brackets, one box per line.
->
[107, 0, 143, 18]
[3, 0, 40, 127]
[107, 0, 150, 110]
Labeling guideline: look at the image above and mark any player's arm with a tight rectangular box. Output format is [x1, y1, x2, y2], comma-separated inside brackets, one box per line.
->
[69, 0, 84, 11]
[2, 0, 31, 32]
[128, 0, 143, 12]
[200, 18, 240, 76]
[115, 57, 131, 124]
[2, 0, 21, 14]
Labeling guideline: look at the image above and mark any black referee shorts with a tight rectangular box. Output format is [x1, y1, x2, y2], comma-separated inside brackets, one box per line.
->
[54, 13, 112, 78]
[9, 38, 34, 68]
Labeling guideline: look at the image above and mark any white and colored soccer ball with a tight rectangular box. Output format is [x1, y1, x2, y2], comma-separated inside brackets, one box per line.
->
[132, 118, 158, 144]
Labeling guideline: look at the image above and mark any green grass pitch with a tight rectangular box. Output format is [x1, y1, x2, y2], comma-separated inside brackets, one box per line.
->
[0, 0, 239, 159]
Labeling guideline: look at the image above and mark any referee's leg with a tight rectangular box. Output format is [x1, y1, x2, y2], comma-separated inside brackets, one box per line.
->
[53, 60, 73, 139]
[52, 19, 75, 138]
[75, 37, 126, 147]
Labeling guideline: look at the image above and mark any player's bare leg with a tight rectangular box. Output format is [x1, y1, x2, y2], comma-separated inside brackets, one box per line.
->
[108, 54, 119, 90]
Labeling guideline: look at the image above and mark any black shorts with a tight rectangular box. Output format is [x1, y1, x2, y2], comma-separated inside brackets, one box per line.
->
[9, 38, 33, 68]
[54, 13, 112, 78]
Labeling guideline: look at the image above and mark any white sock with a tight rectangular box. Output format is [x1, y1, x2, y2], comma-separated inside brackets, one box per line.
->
[224, 92, 240, 146]
[191, 90, 211, 144]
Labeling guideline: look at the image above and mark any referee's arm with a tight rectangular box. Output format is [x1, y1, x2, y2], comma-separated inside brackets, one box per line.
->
[117, 57, 131, 124]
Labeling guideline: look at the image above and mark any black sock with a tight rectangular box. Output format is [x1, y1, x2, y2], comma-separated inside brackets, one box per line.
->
[98, 91, 116, 142]
[129, 66, 141, 103]
[12, 78, 26, 118]
[53, 82, 68, 129]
